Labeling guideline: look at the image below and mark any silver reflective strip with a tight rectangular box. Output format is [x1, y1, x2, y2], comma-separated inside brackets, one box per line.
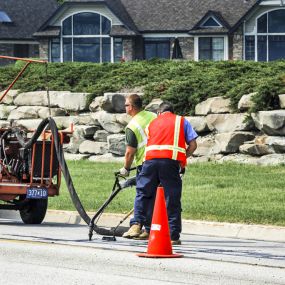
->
[172, 116, 181, 160]
[129, 119, 147, 149]
[146, 144, 186, 153]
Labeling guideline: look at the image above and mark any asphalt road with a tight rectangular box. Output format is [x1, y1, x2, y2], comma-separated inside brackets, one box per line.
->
[0, 217, 285, 285]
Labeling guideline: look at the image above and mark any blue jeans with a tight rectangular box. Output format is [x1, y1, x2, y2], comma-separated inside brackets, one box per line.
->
[130, 159, 182, 240]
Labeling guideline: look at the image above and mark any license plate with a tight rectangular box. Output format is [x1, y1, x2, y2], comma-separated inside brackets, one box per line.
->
[26, 187, 48, 199]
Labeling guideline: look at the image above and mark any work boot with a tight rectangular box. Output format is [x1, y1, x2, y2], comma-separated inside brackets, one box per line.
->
[133, 230, 149, 240]
[122, 224, 141, 239]
[171, 239, 182, 245]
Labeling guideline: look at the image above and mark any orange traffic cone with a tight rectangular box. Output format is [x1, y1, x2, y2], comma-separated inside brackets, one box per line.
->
[137, 186, 183, 258]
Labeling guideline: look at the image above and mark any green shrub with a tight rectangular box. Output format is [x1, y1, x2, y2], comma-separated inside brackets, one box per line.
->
[1, 60, 285, 115]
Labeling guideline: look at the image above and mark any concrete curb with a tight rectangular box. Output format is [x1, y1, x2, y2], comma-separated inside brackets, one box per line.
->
[44, 210, 285, 243]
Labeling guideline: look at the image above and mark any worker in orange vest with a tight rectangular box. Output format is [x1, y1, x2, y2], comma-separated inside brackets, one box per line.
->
[134, 101, 197, 244]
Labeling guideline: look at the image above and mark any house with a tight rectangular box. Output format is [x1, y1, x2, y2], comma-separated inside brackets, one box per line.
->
[0, 0, 59, 65]
[1, 0, 285, 64]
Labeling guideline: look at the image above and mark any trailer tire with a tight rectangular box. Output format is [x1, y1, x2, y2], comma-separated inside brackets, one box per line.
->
[20, 199, 48, 224]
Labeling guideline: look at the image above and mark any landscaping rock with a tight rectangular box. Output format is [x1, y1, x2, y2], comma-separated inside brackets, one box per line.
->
[195, 97, 231, 115]
[206, 113, 254, 133]
[279, 94, 285, 109]
[252, 110, 285, 135]
[38, 107, 66, 118]
[65, 137, 84, 154]
[145, 98, 163, 113]
[107, 134, 126, 156]
[89, 96, 104, 112]
[94, 130, 109, 142]
[239, 143, 275, 156]
[0, 90, 19, 105]
[238, 92, 256, 111]
[14, 119, 43, 130]
[79, 140, 108, 155]
[98, 111, 128, 133]
[101, 93, 128, 113]
[185, 116, 209, 133]
[8, 106, 39, 120]
[214, 132, 255, 154]
[73, 125, 99, 139]
[0, 105, 17, 119]
[256, 154, 285, 166]
[195, 134, 217, 156]
[88, 153, 125, 163]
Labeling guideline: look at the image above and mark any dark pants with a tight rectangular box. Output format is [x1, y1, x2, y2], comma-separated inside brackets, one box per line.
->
[130, 159, 182, 240]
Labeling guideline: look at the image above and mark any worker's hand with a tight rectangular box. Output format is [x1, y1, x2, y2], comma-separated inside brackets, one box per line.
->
[119, 167, 130, 177]
[179, 167, 185, 178]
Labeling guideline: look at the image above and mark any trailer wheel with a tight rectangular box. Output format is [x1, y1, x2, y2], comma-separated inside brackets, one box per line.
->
[20, 199, 48, 224]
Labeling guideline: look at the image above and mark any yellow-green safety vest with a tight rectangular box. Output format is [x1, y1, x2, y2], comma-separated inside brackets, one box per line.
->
[126, 110, 156, 166]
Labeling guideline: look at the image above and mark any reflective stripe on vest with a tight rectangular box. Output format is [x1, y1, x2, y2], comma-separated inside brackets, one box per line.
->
[145, 144, 186, 154]
[128, 119, 147, 148]
[172, 115, 182, 160]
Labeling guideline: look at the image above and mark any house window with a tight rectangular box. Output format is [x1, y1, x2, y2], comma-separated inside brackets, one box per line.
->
[246, 9, 285, 61]
[144, 38, 170, 59]
[245, 36, 255, 60]
[50, 38, 60, 62]
[198, 37, 224, 60]
[52, 12, 112, 63]
[14, 44, 29, 58]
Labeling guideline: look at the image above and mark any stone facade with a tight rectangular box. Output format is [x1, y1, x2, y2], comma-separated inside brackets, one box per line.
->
[232, 28, 244, 61]
[179, 37, 194, 60]
[38, 39, 49, 61]
[122, 38, 135, 61]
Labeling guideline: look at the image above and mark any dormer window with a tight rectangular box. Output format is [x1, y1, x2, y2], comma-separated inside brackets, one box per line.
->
[201, 17, 221, 28]
[0, 11, 12, 23]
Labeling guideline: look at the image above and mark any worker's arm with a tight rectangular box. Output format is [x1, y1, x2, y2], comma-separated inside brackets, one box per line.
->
[124, 145, 136, 170]
[186, 139, 197, 158]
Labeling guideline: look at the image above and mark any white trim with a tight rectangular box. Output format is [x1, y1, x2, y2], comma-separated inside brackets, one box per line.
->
[142, 33, 191, 38]
[194, 35, 228, 61]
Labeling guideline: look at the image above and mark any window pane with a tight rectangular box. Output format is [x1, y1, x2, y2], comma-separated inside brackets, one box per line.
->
[268, 10, 285, 33]
[257, 36, 267, 61]
[212, 38, 224, 50]
[63, 38, 72, 62]
[157, 43, 170, 59]
[199, 37, 211, 50]
[203, 17, 220, 27]
[199, 38, 211, 60]
[63, 17, 72, 35]
[145, 43, 157, 59]
[269, 35, 285, 61]
[51, 38, 60, 62]
[102, 38, 111, 62]
[102, 16, 111, 35]
[245, 36, 255, 60]
[73, 38, 100, 62]
[257, 14, 267, 33]
[73, 12, 100, 35]
[144, 39, 170, 59]
[114, 38, 123, 62]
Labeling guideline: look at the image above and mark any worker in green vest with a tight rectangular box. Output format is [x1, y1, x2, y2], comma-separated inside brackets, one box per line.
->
[119, 93, 156, 239]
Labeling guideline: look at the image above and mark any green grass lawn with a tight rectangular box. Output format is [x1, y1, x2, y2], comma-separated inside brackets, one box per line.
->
[48, 161, 285, 226]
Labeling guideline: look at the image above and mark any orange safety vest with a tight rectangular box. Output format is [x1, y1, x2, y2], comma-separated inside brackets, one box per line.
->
[145, 112, 187, 168]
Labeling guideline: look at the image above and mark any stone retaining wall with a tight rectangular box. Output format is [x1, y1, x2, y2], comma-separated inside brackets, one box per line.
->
[1, 90, 285, 166]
